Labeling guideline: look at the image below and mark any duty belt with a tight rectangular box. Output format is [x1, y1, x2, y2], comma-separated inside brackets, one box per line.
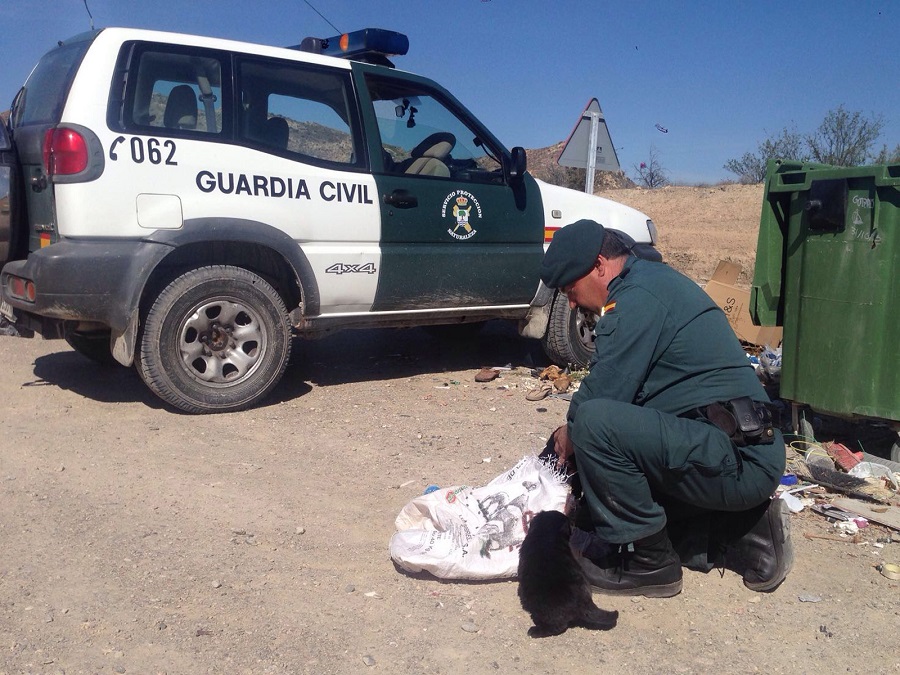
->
[681, 396, 776, 448]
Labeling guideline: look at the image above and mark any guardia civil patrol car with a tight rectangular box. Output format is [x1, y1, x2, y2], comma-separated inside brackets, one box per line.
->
[0, 27, 659, 413]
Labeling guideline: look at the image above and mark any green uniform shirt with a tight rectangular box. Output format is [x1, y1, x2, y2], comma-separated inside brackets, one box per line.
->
[568, 257, 768, 425]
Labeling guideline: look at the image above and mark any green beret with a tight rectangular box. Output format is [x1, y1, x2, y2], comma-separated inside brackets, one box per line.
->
[540, 219, 606, 289]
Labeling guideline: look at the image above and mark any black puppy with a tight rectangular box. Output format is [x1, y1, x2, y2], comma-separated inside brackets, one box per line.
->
[517, 510, 619, 637]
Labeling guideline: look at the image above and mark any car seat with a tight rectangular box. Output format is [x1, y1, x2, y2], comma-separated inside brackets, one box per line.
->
[402, 132, 455, 177]
[262, 116, 290, 149]
[164, 85, 199, 130]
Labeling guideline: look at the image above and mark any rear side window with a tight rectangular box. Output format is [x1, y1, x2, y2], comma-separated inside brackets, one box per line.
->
[116, 44, 229, 136]
[237, 57, 363, 168]
[12, 39, 91, 127]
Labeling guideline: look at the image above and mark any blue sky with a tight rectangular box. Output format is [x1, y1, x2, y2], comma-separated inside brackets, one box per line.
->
[1, 1, 897, 184]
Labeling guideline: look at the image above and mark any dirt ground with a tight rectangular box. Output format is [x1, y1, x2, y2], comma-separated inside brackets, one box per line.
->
[2, 184, 899, 675]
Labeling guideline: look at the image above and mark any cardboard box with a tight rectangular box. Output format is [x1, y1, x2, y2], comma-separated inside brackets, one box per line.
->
[703, 261, 783, 347]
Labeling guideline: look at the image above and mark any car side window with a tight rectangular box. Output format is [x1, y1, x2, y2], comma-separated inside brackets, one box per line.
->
[12, 39, 91, 127]
[120, 46, 225, 135]
[364, 74, 504, 184]
[237, 58, 362, 168]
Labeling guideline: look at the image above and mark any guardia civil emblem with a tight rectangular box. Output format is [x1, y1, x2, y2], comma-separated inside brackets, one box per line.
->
[441, 190, 482, 240]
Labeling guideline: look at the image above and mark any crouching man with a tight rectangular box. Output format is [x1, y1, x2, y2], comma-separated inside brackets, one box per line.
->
[541, 220, 792, 597]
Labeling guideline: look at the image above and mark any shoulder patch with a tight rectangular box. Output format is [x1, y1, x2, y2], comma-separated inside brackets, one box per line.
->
[601, 301, 616, 316]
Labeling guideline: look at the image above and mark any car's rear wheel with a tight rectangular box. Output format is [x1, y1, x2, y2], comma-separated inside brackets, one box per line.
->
[541, 292, 596, 368]
[138, 265, 291, 414]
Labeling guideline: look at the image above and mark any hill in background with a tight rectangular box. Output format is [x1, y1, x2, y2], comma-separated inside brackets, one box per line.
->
[526, 141, 764, 289]
[525, 141, 635, 190]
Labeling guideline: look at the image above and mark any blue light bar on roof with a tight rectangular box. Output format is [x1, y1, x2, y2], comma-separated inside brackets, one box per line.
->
[295, 28, 409, 66]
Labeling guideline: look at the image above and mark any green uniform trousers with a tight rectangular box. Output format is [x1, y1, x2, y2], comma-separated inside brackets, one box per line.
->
[569, 399, 785, 544]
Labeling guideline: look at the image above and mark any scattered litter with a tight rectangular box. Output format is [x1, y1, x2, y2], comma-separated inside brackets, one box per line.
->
[758, 345, 782, 382]
[398, 479, 416, 488]
[423, 484, 440, 494]
[832, 497, 900, 532]
[877, 563, 900, 580]
[552, 374, 572, 393]
[811, 504, 852, 522]
[526, 384, 552, 401]
[804, 448, 835, 472]
[798, 595, 823, 603]
[364, 591, 382, 599]
[834, 520, 859, 536]
[536, 365, 563, 381]
[803, 531, 864, 544]
[779, 491, 804, 513]
[460, 621, 480, 633]
[825, 442, 862, 472]
[474, 368, 500, 383]
[848, 462, 900, 491]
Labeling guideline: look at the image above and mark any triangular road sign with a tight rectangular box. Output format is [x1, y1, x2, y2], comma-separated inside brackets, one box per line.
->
[557, 98, 620, 172]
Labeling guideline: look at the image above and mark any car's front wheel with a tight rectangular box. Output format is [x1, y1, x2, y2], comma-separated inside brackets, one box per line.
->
[137, 265, 291, 414]
[541, 292, 597, 369]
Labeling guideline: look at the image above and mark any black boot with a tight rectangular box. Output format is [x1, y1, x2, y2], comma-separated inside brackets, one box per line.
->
[577, 528, 683, 598]
[712, 498, 793, 592]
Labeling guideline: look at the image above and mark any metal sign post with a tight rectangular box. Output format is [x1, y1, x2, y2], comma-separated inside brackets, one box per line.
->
[558, 98, 621, 195]
[585, 110, 600, 195]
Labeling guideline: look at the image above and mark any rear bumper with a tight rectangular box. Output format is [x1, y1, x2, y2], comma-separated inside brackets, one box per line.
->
[0, 238, 172, 336]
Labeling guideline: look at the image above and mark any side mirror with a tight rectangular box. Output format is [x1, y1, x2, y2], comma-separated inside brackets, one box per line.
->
[506, 146, 527, 183]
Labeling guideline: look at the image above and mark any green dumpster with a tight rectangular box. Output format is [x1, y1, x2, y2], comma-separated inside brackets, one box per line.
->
[751, 159, 900, 432]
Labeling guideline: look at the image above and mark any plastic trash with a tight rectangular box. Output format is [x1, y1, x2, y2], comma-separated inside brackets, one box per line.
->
[834, 520, 859, 535]
[805, 448, 835, 471]
[847, 462, 900, 491]
[779, 490, 804, 513]
[758, 345, 782, 382]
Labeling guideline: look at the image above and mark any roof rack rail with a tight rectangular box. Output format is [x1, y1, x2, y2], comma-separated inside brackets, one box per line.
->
[290, 28, 409, 68]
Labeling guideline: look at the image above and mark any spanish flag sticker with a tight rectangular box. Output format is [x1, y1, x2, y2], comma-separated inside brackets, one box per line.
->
[40, 233, 51, 248]
[601, 301, 616, 316]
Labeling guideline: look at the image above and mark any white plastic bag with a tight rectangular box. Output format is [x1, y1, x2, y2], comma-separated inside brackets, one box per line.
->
[847, 461, 900, 491]
[759, 344, 783, 382]
[389, 455, 570, 580]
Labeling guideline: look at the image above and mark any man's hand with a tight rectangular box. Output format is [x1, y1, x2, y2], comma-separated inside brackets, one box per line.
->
[551, 424, 576, 471]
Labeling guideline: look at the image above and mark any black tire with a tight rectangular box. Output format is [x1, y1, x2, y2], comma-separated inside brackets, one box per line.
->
[65, 330, 119, 366]
[541, 292, 597, 368]
[137, 265, 291, 414]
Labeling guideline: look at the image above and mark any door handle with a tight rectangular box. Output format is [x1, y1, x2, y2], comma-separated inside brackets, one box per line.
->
[383, 189, 418, 209]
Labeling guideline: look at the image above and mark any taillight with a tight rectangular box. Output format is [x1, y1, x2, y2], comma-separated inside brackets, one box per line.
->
[7, 275, 36, 303]
[42, 127, 89, 176]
